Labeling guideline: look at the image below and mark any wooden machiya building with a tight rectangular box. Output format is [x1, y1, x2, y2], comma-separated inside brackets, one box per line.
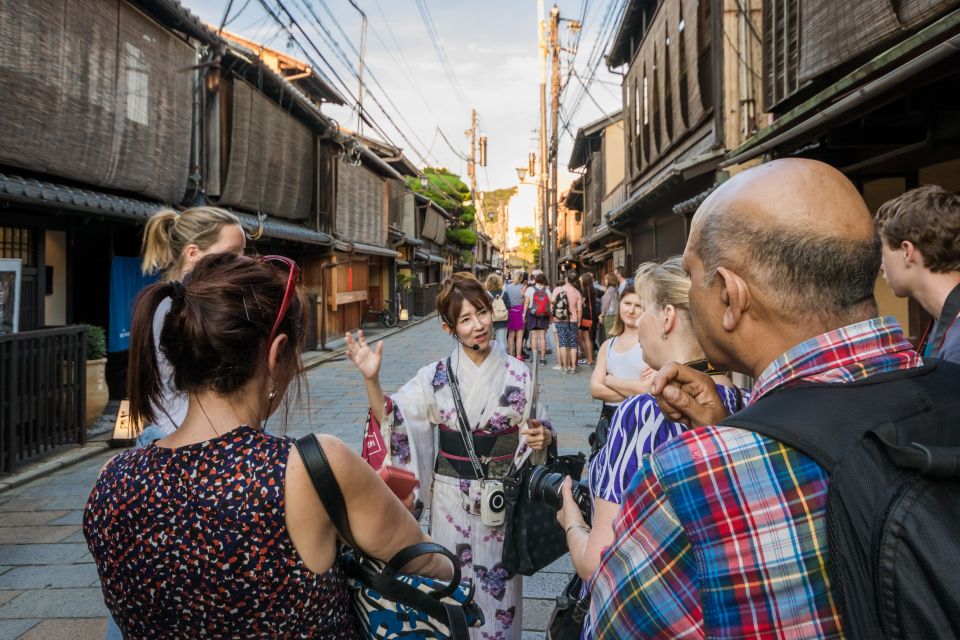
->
[725, 0, 960, 342]
[599, 0, 764, 271]
[0, 0, 363, 471]
[565, 111, 626, 278]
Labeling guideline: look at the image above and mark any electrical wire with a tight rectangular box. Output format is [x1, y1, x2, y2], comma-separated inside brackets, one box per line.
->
[413, 0, 471, 108]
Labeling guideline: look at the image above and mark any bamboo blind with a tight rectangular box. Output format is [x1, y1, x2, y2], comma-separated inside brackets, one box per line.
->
[0, 0, 194, 203]
[218, 79, 314, 220]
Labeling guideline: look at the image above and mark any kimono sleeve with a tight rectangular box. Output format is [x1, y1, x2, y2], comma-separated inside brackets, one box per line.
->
[378, 363, 441, 514]
[511, 364, 557, 469]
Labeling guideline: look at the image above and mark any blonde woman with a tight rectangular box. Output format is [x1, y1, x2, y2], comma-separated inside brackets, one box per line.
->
[139, 207, 246, 441]
[589, 284, 651, 432]
[559, 257, 742, 586]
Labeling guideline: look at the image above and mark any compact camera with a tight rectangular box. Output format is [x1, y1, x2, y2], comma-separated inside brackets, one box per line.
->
[528, 465, 592, 525]
[481, 479, 507, 527]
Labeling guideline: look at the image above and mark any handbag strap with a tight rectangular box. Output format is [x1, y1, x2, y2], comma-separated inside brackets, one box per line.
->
[385, 542, 462, 599]
[294, 435, 464, 600]
[446, 357, 486, 480]
[294, 434, 358, 549]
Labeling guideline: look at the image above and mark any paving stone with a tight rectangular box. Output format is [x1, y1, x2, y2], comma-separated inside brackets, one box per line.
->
[46, 512, 85, 526]
[0, 526, 79, 545]
[19, 617, 107, 639]
[0, 564, 101, 589]
[0, 512, 69, 527]
[523, 631, 546, 640]
[0, 566, 9, 576]
[0, 589, 21, 605]
[0, 587, 108, 618]
[521, 597, 555, 631]
[0, 498, 55, 513]
[0, 543, 91, 566]
[541, 554, 575, 575]
[0, 618, 38, 638]
[523, 569, 575, 599]
[34, 497, 90, 511]
[59, 531, 87, 544]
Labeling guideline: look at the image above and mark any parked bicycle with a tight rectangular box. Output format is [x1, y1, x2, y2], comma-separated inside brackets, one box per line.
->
[364, 298, 399, 329]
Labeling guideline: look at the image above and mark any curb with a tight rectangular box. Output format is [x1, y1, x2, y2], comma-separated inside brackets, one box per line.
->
[0, 441, 112, 495]
[301, 313, 438, 371]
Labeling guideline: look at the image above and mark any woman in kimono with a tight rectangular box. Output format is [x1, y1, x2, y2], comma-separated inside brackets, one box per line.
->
[345, 272, 555, 640]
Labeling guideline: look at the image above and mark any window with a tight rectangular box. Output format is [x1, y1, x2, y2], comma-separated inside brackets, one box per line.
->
[125, 43, 149, 126]
[678, 0, 690, 127]
[642, 65, 650, 165]
[652, 50, 662, 152]
[697, 0, 713, 109]
[664, 30, 674, 138]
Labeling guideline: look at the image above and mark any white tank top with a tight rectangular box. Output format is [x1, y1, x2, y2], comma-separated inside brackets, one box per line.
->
[603, 336, 647, 407]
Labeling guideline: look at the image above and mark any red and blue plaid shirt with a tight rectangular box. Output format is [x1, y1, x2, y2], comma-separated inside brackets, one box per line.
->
[586, 317, 922, 639]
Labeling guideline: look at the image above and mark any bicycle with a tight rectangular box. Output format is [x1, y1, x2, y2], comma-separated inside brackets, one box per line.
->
[364, 298, 399, 329]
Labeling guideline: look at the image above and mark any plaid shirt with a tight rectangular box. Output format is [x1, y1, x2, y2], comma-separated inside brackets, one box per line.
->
[586, 317, 921, 639]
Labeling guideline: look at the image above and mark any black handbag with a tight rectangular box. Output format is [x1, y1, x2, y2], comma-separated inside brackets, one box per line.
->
[547, 574, 591, 640]
[294, 435, 484, 639]
[501, 451, 585, 576]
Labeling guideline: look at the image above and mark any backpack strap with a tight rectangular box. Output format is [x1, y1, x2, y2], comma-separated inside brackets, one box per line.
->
[718, 362, 947, 473]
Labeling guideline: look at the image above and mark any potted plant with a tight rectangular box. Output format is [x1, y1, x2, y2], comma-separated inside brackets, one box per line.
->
[85, 325, 109, 427]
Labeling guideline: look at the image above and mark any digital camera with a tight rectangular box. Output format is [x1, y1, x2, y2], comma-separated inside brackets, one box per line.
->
[481, 479, 506, 527]
[528, 465, 592, 524]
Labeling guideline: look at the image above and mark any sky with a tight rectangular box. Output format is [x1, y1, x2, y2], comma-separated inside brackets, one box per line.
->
[188, 0, 625, 247]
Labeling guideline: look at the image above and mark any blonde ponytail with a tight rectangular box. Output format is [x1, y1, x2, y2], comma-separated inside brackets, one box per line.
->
[140, 207, 242, 280]
[141, 210, 179, 276]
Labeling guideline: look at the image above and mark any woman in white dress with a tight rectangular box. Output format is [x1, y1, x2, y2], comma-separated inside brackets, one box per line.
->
[345, 272, 556, 640]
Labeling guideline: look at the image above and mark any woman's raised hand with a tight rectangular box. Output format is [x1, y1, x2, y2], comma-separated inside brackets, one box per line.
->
[345, 330, 384, 380]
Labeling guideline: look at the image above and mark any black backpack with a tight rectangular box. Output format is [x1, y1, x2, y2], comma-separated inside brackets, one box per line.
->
[720, 360, 960, 639]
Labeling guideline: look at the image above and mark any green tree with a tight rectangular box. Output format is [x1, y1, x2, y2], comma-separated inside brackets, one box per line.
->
[407, 167, 479, 251]
[515, 226, 539, 264]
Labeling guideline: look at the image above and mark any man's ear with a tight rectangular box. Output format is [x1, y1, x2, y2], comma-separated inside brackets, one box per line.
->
[901, 240, 920, 268]
[716, 266, 750, 332]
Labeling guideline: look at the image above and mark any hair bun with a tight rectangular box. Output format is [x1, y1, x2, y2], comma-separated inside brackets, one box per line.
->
[169, 280, 187, 301]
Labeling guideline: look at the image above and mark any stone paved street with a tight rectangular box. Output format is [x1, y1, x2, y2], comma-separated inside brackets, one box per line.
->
[0, 319, 601, 639]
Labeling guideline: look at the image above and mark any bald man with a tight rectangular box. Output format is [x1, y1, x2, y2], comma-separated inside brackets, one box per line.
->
[583, 159, 960, 639]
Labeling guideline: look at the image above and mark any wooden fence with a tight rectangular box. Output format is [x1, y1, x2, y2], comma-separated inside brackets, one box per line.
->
[0, 326, 86, 474]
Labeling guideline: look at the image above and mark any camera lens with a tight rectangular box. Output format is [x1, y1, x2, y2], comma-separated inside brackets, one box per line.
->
[528, 466, 566, 512]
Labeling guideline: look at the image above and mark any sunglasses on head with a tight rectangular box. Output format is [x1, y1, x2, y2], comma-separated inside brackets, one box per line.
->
[258, 255, 301, 346]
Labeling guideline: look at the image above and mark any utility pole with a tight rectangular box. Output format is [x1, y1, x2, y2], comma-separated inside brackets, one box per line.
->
[538, 0, 549, 275]
[468, 108, 479, 274]
[548, 5, 560, 284]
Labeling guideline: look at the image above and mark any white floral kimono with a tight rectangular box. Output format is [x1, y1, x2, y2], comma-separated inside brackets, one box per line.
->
[371, 341, 552, 640]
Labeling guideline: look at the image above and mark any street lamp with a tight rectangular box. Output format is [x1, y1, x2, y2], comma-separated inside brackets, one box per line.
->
[516, 167, 527, 182]
[419, 176, 429, 189]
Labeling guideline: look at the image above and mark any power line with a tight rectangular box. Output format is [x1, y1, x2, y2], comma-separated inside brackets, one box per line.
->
[413, 0, 471, 108]
[292, 0, 442, 166]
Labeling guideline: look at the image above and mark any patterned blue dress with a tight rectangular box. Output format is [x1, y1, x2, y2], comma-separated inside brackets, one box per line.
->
[83, 425, 360, 639]
[588, 385, 743, 505]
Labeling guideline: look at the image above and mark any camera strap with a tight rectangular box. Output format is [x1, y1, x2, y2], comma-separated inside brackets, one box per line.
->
[446, 357, 486, 481]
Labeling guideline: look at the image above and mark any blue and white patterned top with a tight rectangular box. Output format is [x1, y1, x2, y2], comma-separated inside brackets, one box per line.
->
[588, 385, 743, 504]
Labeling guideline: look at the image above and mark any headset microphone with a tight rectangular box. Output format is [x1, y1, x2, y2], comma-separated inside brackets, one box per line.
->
[455, 335, 481, 351]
